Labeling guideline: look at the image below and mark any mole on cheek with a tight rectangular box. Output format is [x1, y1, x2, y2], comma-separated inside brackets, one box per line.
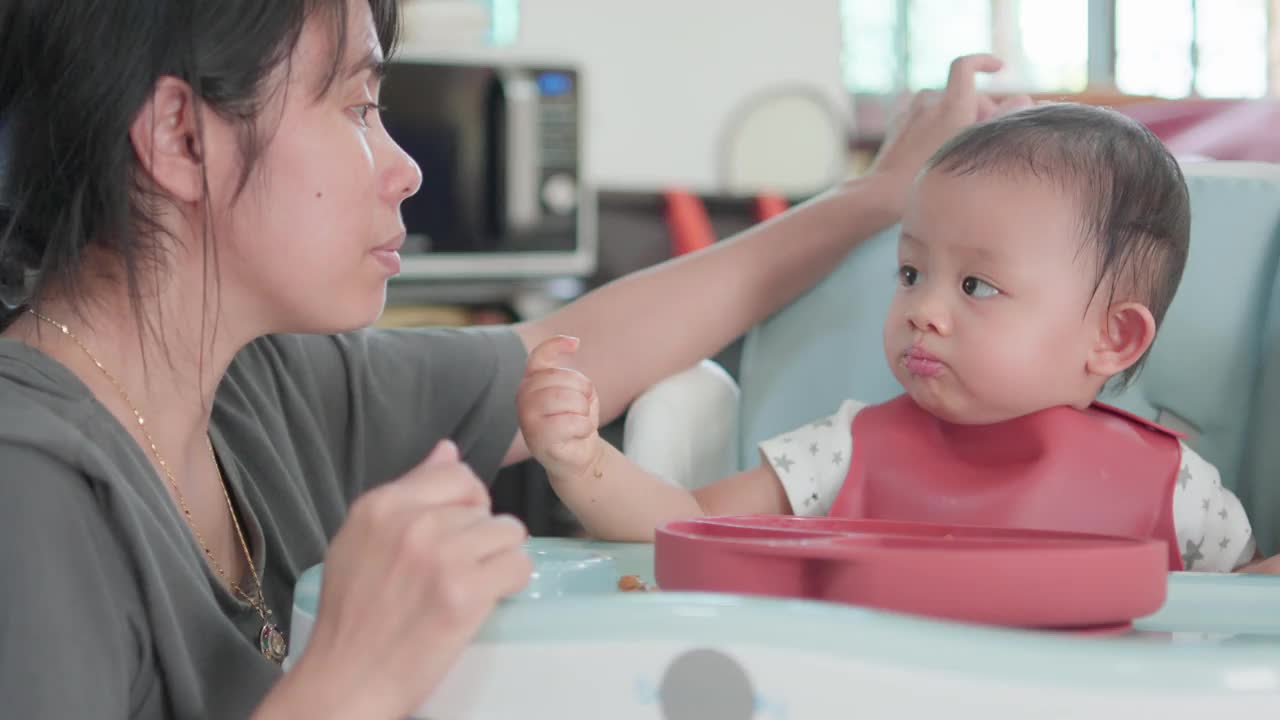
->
[315, 192, 323, 199]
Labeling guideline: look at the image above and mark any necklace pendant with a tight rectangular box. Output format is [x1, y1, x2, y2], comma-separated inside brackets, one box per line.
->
[259, 622, 288, 664]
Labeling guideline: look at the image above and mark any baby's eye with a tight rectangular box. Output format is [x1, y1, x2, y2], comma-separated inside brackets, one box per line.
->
[962, 276, 1000, 298]
[898, 265, 919, 287]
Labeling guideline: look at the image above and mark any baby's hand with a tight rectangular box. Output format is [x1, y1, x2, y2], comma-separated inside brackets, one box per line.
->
[517, 336, 603, 483]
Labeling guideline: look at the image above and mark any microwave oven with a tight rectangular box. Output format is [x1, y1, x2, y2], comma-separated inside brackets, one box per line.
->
[379, 58, 595, 279]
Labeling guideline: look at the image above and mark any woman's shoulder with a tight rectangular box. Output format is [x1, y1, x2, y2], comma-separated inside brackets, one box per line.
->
[231, 326, 524, 375]
[0, 339, 100, 439]
[0, 350, 165, 717]
[0, 339, 145, 487]
[223, 326, 526, 418]
[0, 337, 91, 398]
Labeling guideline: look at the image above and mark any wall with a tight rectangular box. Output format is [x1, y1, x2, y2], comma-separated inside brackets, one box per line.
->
[400, 0, 852, 193]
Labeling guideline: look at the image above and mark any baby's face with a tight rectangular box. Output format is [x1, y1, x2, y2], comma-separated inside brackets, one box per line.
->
[883, 169, 1107, 424]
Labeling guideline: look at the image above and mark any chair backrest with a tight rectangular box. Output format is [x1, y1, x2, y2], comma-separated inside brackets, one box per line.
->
[719, 87, 848, 196]
[738, 161, 1280, 555]
[1238, 205, 1280, 556]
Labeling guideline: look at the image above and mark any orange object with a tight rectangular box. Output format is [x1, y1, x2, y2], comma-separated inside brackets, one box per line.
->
[753, 192, 789, 222]
[664, 189, 791, 257]
[663, 189, 716, 256]
[617, 575, 648, 592]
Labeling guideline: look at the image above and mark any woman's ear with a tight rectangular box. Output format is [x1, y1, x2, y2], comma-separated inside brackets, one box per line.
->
[1086, 301, 1157, 379]
[128, 76, 205, 204]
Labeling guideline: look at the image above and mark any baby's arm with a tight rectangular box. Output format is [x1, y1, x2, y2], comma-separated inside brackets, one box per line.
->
[517, 336, 792, 541]
[1172, 443, 1257, 572]
[1236, 552, 1280, 573]
[556, 442, 791, 542]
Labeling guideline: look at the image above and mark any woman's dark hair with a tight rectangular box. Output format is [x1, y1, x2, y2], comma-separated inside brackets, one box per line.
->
[0, 0, 400, 321]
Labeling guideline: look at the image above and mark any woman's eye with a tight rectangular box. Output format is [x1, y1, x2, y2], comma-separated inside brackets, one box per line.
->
[962, 276, 1000, 298]
[351, 103, 383, 127]
[898, 265, 919, 286]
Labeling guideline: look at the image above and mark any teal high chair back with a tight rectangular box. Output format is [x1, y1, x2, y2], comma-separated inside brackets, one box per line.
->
[734, 162, 1280, 555]
[1240, 226, 1280, 556]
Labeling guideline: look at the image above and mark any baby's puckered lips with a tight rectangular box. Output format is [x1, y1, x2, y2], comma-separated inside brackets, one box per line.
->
[902, 345, 946, 377]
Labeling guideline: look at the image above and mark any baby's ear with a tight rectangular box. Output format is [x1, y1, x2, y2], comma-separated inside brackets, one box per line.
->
[1086, 301, 1157, 379]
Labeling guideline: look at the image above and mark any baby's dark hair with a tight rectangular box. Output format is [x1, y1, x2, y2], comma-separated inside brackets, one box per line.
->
[925, 103, 1190, 386]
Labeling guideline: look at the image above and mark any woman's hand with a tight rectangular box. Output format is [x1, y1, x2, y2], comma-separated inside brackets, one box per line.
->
[867, 53, 1034, 212]
[261, 440, 532, 719]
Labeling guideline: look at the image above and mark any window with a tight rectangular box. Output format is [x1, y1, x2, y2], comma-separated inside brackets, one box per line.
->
[906, 0, 993, 90]
[486, 0, 520, 46]
[840, 0, 901, 93]
[1008, 1, 1090, 91]
[1114, 0, 1195, 96]
[842, 0, 1272, 98]
[1116, 0, 1268, 97]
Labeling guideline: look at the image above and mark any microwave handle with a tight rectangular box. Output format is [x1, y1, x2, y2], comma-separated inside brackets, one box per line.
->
[500, 70, 541, 232]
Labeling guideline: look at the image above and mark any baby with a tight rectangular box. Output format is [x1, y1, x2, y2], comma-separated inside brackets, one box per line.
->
[518, 103, 1260, 573]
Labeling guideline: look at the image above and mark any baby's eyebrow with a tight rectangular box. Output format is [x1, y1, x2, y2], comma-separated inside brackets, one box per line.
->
[951, 243, 1000, 263]
[901, 231, 1004, 265]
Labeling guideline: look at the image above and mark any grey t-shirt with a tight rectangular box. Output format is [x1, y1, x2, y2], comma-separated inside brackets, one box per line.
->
[0, 326, 527, 718]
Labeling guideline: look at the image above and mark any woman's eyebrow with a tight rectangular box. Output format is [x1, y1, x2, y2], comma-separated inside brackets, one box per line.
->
[344, 48, 386, 82]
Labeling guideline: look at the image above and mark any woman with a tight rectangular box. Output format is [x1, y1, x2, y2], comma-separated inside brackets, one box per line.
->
[0, 0, 1025, 717]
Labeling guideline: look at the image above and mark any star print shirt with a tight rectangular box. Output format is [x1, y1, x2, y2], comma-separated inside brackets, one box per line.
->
[758, 399, 1257, 572]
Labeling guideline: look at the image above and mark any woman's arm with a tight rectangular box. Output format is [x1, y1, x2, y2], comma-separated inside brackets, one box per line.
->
[507, 55, 1026, 465]
[514, 175, 899, 423]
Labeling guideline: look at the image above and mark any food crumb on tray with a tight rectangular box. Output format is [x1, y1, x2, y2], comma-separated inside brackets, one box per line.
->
[618, 574, 659, 592]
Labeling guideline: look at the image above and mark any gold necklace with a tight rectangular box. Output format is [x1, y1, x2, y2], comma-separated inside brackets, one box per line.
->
[28, 309, 288, 664]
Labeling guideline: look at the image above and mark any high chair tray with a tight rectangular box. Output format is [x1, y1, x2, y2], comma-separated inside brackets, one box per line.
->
[654, 515, 1168, 628]
[287, 541, 1280, 718]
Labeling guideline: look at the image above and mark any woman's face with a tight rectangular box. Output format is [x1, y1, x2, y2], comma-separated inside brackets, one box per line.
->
[205, 0, 422, 336]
